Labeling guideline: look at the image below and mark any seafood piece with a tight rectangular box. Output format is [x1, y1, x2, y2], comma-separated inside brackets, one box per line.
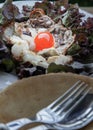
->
[49, 25, 75, 49]
[28, 15, 54, 28]
[37, 28, 47, 33]
[48, 23, 65, 33]
[10, 35, 25, 45]
[47, 55, 73, 65]
[11, 40, 29, 60]
[37, 47, 58, 58]
[30, 8, 45, 18]
[49, 25, 75, 54]
[10, 34, 35, 51]
[15, 22, 37, 37]
[23, 50, 48, 68]
[20, 34, 35, 51]
[2, 23, 14, 43]
[56, 42, 74, 55]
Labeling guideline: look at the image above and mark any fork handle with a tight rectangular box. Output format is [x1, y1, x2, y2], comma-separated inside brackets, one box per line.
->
[6, 118, 37, 130]
[0, 123, 9, 130]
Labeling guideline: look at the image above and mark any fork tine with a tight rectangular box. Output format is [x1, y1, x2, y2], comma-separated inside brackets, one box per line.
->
[53, 83, 88, 113]
[64, 87, 92, 117]
[56, 86, 91, 116]
[51, 82, 88, 112]
[47, 80, 82, 109]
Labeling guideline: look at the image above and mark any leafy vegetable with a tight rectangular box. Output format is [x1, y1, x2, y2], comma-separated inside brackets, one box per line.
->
[47, 63, 74, 73]
[67, 43, 81, 55]
[62, 4, 84, 28]
[0, 58, 15, 72]
[16, 62, 46, 79]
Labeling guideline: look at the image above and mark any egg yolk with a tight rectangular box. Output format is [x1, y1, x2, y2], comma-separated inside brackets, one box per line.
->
[34, 31, 54, 51]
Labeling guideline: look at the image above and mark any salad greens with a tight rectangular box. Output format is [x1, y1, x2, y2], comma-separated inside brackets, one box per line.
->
[0, 0, 93, 78]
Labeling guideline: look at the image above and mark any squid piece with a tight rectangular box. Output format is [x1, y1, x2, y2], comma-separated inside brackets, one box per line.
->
[47, 55, 73, 65]
[23, 50, 48, 68]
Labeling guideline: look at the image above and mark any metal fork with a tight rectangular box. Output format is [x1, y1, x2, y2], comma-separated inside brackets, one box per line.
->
[1, 80, 91, 130]
[44, 102, 93, 130]
[30, 103, 93, 130]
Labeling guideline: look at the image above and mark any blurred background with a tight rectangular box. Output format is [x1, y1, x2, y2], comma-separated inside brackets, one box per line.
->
[0, 0, 93, 14]
[69, 0, 93, 6]
[0, 0, 93, 6]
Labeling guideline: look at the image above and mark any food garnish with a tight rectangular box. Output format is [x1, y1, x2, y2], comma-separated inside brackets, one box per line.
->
[34, 31, 54, 51]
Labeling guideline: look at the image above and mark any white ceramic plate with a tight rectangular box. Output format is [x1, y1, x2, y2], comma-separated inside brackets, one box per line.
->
[0, 1, 93, 91]
[0, 71, 18, 91]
